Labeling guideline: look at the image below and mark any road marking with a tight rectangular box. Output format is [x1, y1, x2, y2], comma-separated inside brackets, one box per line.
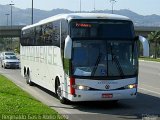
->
[139, 60, 160, 64]
[139, 87, 160, 96]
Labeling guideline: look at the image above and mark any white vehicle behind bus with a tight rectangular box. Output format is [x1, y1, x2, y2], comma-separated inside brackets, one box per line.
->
[20, 13, 149, 104]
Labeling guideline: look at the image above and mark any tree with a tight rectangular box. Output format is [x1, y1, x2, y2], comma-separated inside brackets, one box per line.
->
[148, 30, 160, 59]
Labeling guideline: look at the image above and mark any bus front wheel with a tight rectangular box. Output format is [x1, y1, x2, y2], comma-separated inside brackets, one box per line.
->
[55, 79, 67, 104]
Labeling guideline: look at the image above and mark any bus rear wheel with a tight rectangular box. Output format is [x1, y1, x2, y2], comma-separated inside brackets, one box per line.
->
[55, 79, 67, 104]
[26, 69, 34, 86]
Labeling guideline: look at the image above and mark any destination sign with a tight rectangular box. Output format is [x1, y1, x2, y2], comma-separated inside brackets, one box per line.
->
[75, 23, 92, 28]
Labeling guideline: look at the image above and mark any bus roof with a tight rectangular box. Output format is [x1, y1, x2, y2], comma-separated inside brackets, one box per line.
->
[22, 13, 131, 30]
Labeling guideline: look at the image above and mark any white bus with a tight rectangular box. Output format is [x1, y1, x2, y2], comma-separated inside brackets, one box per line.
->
[20, 13, 149, 104]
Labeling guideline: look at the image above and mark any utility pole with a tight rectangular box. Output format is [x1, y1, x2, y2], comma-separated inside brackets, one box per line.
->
[5, 14, 10, 26]
[110, 0, 116, 14]
[9, 3, 14, 28]
[32, 0, 34, 24]
[9, 2, 14, 50]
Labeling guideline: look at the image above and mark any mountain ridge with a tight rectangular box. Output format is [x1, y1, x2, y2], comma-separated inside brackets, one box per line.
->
[0, 4, 160, 26]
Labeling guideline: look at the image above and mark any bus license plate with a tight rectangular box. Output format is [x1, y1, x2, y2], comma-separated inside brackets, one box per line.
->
[102, 93, 113, 98]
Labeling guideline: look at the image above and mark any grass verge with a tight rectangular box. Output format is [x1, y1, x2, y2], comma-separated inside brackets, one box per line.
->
[0, 74, 66, 120]
[139, 57, 160, 62]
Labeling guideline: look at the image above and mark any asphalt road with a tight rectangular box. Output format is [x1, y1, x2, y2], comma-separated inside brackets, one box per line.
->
[0, 61, 160, 120]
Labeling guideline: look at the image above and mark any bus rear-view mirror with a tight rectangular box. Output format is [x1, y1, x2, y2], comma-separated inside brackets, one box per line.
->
[138, 36, 149, 57]
[64, 36, 72, 59]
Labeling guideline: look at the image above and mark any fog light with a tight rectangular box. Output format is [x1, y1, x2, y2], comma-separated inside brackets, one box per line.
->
[125, 84, 137, 89]
[128, 85, 134, 89]
[73, 85, 90, 90]
[78, 86, 84, 90]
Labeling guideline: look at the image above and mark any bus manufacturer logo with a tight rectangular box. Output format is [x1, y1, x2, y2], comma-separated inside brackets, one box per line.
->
[105, 85, 110, 89]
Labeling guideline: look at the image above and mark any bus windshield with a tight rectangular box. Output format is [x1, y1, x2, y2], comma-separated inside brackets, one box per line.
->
[72, 40, 138, 79]
[70, 20, 137, 79]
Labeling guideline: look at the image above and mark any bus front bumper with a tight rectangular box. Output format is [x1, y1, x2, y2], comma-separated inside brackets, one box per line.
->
[67, 88, 137, 102]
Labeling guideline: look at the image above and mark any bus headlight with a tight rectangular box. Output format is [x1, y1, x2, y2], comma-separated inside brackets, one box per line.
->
[125, 84, 137, 89]
[73, 85, 90, 90]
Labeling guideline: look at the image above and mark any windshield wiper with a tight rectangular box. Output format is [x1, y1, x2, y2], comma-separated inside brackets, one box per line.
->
[110, 44, 124, 78]
[113, 55, 124, 78]
[91, 53, 102, 76]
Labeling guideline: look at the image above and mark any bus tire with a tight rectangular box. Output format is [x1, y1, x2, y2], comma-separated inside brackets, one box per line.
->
[3, 64, 6, 69]
[55, 78, 67, 104]
[24, 67, 26, 77]
[26, 69, 34, 86]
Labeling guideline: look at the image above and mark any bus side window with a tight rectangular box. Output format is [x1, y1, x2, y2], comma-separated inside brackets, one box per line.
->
[30, 28, 35, 45]
[35, 26, 43, 45]
[21, 29, 33, 46]
[41, 23, 53, 45]
[21, 31, 27, 46]
[52, 21, 60, 47]
[61, 20, 68, 49]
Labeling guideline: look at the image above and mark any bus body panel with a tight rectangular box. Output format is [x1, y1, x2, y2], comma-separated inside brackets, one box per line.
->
[20, 46, 65, 93]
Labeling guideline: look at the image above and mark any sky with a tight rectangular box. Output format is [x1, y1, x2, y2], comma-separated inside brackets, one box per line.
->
[0, 0, 160, 15]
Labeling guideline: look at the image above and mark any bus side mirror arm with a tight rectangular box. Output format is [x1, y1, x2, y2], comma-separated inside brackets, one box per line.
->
[138, 36, 149, 57]
[64, 35, 72, 59]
